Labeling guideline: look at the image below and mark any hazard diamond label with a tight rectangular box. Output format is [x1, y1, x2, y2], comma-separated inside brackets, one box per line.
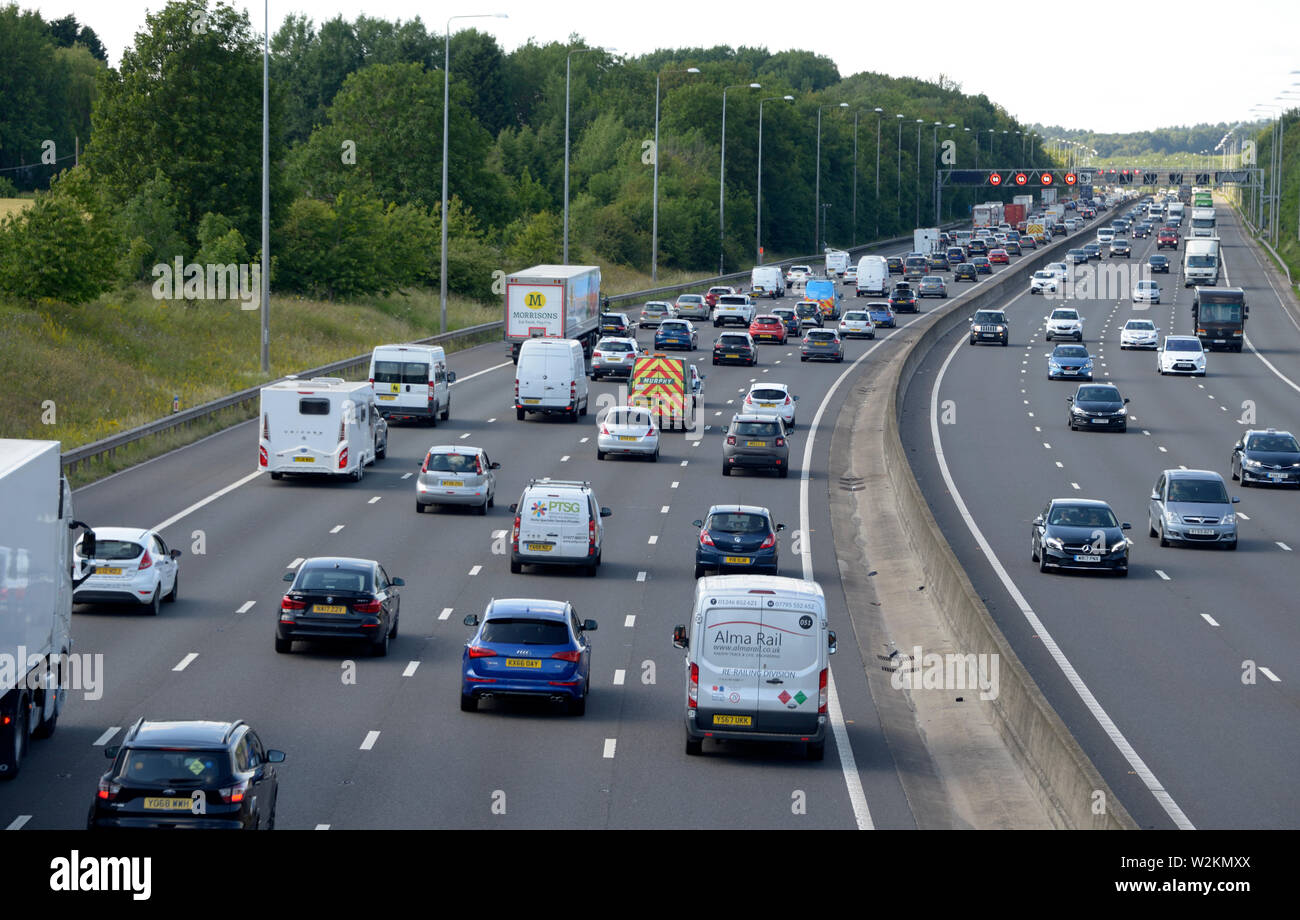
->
[793, 691, 808, 705]
[777, 690, 791, 704]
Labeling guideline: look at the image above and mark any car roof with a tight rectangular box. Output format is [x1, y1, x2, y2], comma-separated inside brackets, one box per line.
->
[1048, 498, 1114, 509]
[300, 556, 377, 571]
[125, 719, 242, 749]
[1244, 428, 1292, 438]
[425, 445, 486, 455]
[706, 504, 772, 517]
[89, 526, 153, 542]
[748, 382, 789, 391]
[730, 413, 784, 423]
[1164, 468, 1223, 481]
[596, 336, 636, 345]
[486, 598, 570, 619]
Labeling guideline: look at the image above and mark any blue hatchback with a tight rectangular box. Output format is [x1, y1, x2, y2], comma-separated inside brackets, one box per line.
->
[654, 320, 698, 351]
[866, 301, 896, 328]
[692, 504, 784, 577]
[461, 599, 597, 715]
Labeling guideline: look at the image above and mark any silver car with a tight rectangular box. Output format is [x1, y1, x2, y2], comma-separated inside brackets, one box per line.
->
[596, 406, 660, 462]
[674, 294, 710, 319]
[837, 310, 876, 339]
[591, 337, 641, 379]
[640, 301, 675, 328]
[416, 445, 499, 514]
[1148, 469, 1238, 549]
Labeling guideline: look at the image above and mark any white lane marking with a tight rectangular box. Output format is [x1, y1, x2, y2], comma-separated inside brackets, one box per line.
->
[636, 571, 647, 582]
[368, 496, 381, 504]
[173, 653, 198, 672]
[468, 565, 482, 576]
[613, 669, 626, 686]
[694, 440, 701, 447]
[1278, 542, 1293, 552]
[402, 661, 420, 677]
[1071, 482, 1080, 490]
[1055, 461, 1063, 468]
[93, 727, 120, 746]
[661, 505, 670, 513]
[288, 558, 304, 569]
[1259, 667, 1280, 682]
[360, 731, 380, 751]
[580, 437, 589, 443]
[624, 614, 636, 628]
[6, 816, 31, 831]
[330, 524, 344, 533]
[439, 607, 453, 621]
[315, 824, 330, 830]
[1201, 614, 1220, 627]
[459, 433, 470, 440]
[1178, 465, 1187, 470]
[236, 601, 255, 614]
[1236, 513, 1249, 521]
[1034, 426, 1041, 433]
[671, 481, 679, 489]
[487, 418, 496, 423]
[931, 328, 1194, 830]
[1042, 442, 1051, 449]
[680, 460, 688, 467]
[560, 455, 570, 462]
[1158, 446, 1167, 453]
[648, 536, 658, 545]
[152, 470, 261, 533]
[603, 738, 617, 758]
[452, 361, 512, 386]
[1143, 429, 1151, 436]
[1155, 570, 1170, 581]
[402, 472, 412, 480]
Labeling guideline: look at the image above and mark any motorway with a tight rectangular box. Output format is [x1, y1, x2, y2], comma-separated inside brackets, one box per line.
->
[901, 206, 1300, 829]
[1, 243, 1029, 830]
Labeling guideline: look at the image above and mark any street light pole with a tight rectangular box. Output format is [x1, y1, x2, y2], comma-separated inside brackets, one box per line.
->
[815, 102, 848, 252]
[564, 46, 615, 265]
[651, 66, 700, 282]
[720, 82, 761, 274]
[896, 113, 904, 228]
[915, 118, 923, 229]
[756, 95, 794, 265]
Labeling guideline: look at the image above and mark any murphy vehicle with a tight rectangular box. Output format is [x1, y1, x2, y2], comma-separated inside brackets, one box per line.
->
[503, 264, 601, 362]
[804, 278, 842, 320]
[628, 352, 696, 431]
[1, 440, 94, 778]
[1192, 287, 1248, 351]
[672, 575, 837, 760]
[368, 344, 456, 424]
[258, 377, 387, 482]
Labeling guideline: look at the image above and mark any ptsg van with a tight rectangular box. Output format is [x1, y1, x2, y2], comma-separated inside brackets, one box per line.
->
[509, 479, 612, 576]
[369, 344, 456, 425]
[672, 575, 837, 760]
[515, 338, 589, 422]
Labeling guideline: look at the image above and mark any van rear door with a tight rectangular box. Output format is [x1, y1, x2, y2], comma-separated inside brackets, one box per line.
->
[755, 602, 823, 735]
[696, 603, 763, 732]
[373, 354, 430, 415]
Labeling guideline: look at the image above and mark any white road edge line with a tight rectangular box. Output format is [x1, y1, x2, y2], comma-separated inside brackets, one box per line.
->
[1258, 667, 1280, 683]
[931, 328, 1194, 830]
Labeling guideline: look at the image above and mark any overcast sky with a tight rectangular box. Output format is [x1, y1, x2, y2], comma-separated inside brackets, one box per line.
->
[30, 0, 1300, 134]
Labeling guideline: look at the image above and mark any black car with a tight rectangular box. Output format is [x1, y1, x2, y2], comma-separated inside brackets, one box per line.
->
[970, 256, 993, 275]
[1147, 254, 1170, 273]
[1109, 239, 1131, 257]
[1132, 223, 1150, 238]
[599, 312, 632, 337]
[966, 238, 988, 257]
[276, 556, 403, 656]
[1083, 242, 1102, 261]
[88, 718, 284, 829]
[886, 256, 904, 274]
[1067, 384, 1129, 432]
[889, 283, 918, 313]
[713, 331, 757, 366]
[953, 262, 978, 282]
[1030, 499, 1132, 575]
[795, 301, 824, 329]
[693, 505, 784, 577]
[969, 309, 1009, 346]
[1067, 248, 1089, 265]
[1231, 428, 1300, 487]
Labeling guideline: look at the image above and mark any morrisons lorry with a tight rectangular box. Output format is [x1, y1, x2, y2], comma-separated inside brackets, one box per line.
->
[504, 264, 602, 362]
[1, 440, 94, 778]
[629, 353, 698, 431]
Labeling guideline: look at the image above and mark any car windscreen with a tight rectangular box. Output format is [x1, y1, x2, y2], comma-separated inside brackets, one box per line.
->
[707, 513, 771, 534]
[425, 452, 477, 473]
[115, 749, 233, 787]
[1166, 339, 1202, 351]
[1034, 272, 1053, 280]
[807, 331, 837, 341]
[1055, 347, 1088, 358]
[296, 567, 372, 593]
[1125, 321, 1155, 330]
[373, 360, 429, 385]
[1077, 386, 1119, 402]
[733, 421, 780, 437]
[480, 617, 571, 646]
[1167, 479, 1229, 504]
[643, 303, 668, 313]
[1247, 434, 1299, 452]
[1048, 505, 1119, 527]
[1050, 311, 1078, 320]
[81, 539, 143, 561]
[973, 312, 1004, 324]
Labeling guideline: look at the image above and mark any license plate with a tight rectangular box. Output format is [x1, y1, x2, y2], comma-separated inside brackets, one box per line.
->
[441, 480, 464, 487]
[505, 658, 541, 669]
[143, 797, 194, 812]
[760, 403, 776, 408]
[1062, 369, 1077, 375]
[726, 354, 739, 358]
[313, 604, 346, 614]
[523, 398, 541, 404]
[1214, 339, 1225, 344]
[723, 556, 752, 564]
[1090, 418, 1109, 424]
[618, 436, 638, 441]
[1073, 555, 1101, 563]
[526, 543, 553, 552]
[746, 440, 766, 447]
[378, 394, 396, 400]
[95, 566, 123, 575]
[713, 714, 752, 727]
[1188, 528, 1215, 536]
[1268, 473, 1287, 481]
[293, 456, 316, 463]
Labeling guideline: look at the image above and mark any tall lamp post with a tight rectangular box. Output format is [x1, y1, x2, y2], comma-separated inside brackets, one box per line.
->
[756, 94, 795, 265]
[873, 107, 883, 238]
[651, 66, 701, 282]
[441, 12, 507, 335]
[815, 102, 848, 251]
[914, 118, 923, 228]
[564, 45, 616, 265]
[896, 113, 905, 227]
[719, 82, 761, 274]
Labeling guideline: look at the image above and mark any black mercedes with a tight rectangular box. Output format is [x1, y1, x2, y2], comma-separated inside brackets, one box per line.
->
[1030, 499, 1132, 575]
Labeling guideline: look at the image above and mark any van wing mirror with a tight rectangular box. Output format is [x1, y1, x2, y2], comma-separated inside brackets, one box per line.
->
[509, 504, 518, 513]
[463, 614, 480, 627]
[827, 630, 838, 654]
[672, 625, 688, 649]
[447, 371, 457, 384]
[600, 507, 612, 518]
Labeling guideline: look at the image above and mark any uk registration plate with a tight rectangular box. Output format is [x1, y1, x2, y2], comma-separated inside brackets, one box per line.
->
[1188, 528, 1215, 536]
[1073, 554, 1101, 563]
[505, 658, 541, 669]
[713, 714, 752, 727]
[293, 456, 316, 463]
[723, 556, 752, 564]
[526, 543, 553, 552]
[313, 604, 346, 614]
[143, 797, 194, 812]
[441, 480, 464, 487]
[523, 398, 541, 404]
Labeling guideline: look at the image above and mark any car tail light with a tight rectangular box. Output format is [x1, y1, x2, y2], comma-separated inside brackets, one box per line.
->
[588, 519, 597, 554]
[699, 529, 715, 546]
[646, 427, 655, 437]
[592, 351, 603, 358]
[803, 337, 810, 345]
[570, 380, 576, 401]
[138, 550, 153, 571]
[514, 378, 519, 401]
[759, 532, 777, 549]
[259, 446, 267, 467]
[775, 437, 786, 448]
[353, 598, 382, 615]
[281, 596, 306, 611]
[551, 649, 581, 662]
[219, 780, 249, 804]
[468, 644, 497, 658]
[784, 396, 792, 405]
[512, 515, 520, 549]
[97, 776, 121, 802]
[338, 448, 348, 470]
[421, 454, 430, 473]
[726, 435, 736, 446]
[688, 662, 699, 709]
[818, 668, 829, 714]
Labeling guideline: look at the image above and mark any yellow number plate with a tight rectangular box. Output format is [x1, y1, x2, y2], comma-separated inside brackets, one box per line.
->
[759, 402, 776, 408]
[618, 436, 638, 441]
[725, 354, 739, 358]
[378, 394, 396, 400]
[505, 658, 542, 669]
[441, 480, 464, 487]
[143, 797, 194, 811]
[723, 556, 752, 564]
[713, 714, 752, 727]
[526, 543, 552, 552]
[313, 604, 346, 614]
[95, 567, 122, 575]
[523, 398, 541, 404]
[293, 456, 316, 463]
[746, 440, 766, 447]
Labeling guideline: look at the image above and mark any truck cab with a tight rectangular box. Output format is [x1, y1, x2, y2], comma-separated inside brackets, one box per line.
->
[1191, 287, 1248, 352]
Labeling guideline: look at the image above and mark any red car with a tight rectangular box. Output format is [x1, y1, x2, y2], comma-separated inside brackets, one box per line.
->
[989, 248, 1010, 264]
[1157, 228, 1180, 250]
[704, 286, 734, 308]
[749, 314, 787, 344]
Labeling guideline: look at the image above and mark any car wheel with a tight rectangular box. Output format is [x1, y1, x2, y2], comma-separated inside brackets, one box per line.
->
[1231, 465, 1239, 481]
[376, 438, 387, 460]
[650, 448, 659, 463]
[440, 400, 450, 421]
[722, 463, 731, 477]
[1038, 550, 1049, 573]
[1225, 540, 1237, 552]
[685, 735, 703, 756]
[712, 358, 718, 365]
[597, 449, 606, 461]
[969, 337, 976, 346]
[415, 501, 425, 514]
[694, 564, 707, 579]
[146, 591, 161, 617]
[1119, 424, 1127, 433]
[569, 691, 587, 716]
[166, 572, 179, 603]
[800, 356, 807, 362]
[779, 466, 789, 479]
[429, 408, 437, 428]
[0, 701, 30, 779]
[806, 739, 826, 761]
[1116, 566, 1129, 578]
[516, 408, 526, 421]
[1240, 475, 1250, 488]
[371, 631, 389, 657]
[270, 471, 282, 480]
[586, 559, 598, 577]
[460, 694, 477, 713]
[1159, 524, 1170, 547]
[274, 636, 292, 654]
[510, 558, 522, 574]
[476, 499, 488, 515]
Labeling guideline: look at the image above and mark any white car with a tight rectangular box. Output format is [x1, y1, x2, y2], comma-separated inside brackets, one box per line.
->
[1133, 280, 1161, 304]
[73, 527, 181, 616]
[1029, 270, 1060, 295]
[837, 309, 876, 339]
[1045, 308, 1084, 341]
[1044, 262, 1069, 282]
[785, 265, 812, 285]
[741, 383, 798, 428]
[1157, 336, 1207, 376]
[590, 336, 641, 379]
[1097, 229, 1115, 246]
[842, 267, 858, 284]
[596, 405, 661, 461]
[1120, 319, 1159, 350]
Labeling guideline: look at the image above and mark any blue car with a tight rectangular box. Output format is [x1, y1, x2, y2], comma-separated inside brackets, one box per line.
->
[692, 504, 784, 578]
[866, 301, 896, 328]
[654, 319, 698, 351]
[1047, 344, 1094, 381]
[461, 598, 597, 715]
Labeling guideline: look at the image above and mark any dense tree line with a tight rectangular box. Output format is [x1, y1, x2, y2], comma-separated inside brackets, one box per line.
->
[1033, 121, 1269, 161]
[0, 0, 1046, 305]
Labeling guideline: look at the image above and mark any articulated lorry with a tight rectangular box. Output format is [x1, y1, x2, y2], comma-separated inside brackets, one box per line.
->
[504, 265, 602, 362]
[1, 440, 94, 778]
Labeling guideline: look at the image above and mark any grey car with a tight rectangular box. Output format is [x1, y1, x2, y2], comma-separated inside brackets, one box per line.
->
[416, 445, 500, 514]
[674, 294, 710, 319]
[722, 414, 791, 478]
[1148, 469, 1239, 549]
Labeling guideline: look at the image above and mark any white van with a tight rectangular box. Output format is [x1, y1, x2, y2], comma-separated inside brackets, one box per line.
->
[368, 344, 456, 425]
[259, 377, 387, 482]
[749, 265, 785, 299]
[509, 479, 612, 575]
[515, 338, 589, 422]
[855, 255, 889, 297]
[824, 249, 850, 277]
[672, 575, 837, 760]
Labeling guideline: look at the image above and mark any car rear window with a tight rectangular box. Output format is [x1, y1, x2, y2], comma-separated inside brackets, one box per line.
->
[425, 452, 478, 473]
[296, 567, 372, 593]
[481, 617, 571, 646]
[660, 321, 688, 331]
[707, 513, 770, 534]
[678, 296, 703, 303]
[718, 335, 750, 347]
[599, 340, 633, 352]
[808, 331, 837, 341]
[1167, 479, 1228, 504]
[81, 539, 143, 561]
[115, 749, 233, 787]
[733, 421, 779, 437]
[750, 388, 786, 400]
[843, 312, 868, 321]
[373, 361, 428, 385]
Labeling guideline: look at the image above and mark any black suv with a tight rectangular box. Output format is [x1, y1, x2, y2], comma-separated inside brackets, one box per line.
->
[88, 718, 284, 829]
[889, 282, 918, 313]
[969, 309, 1009, 346]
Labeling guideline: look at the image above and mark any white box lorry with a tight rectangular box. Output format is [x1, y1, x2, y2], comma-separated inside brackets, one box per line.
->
[824, 250, 850, 277]
[504, 264, 601, 362]
[913, 228, 940, 255]
[1, 440, 94, 778]
[258, 377, 388, 482]
[1183, 238, 1221, 287]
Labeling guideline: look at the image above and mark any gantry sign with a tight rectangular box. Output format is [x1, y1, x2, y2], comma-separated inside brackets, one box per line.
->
[940, 168, 1262, 189]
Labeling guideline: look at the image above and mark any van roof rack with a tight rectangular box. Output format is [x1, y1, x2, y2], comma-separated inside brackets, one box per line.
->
[527, 478, 589, 489]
